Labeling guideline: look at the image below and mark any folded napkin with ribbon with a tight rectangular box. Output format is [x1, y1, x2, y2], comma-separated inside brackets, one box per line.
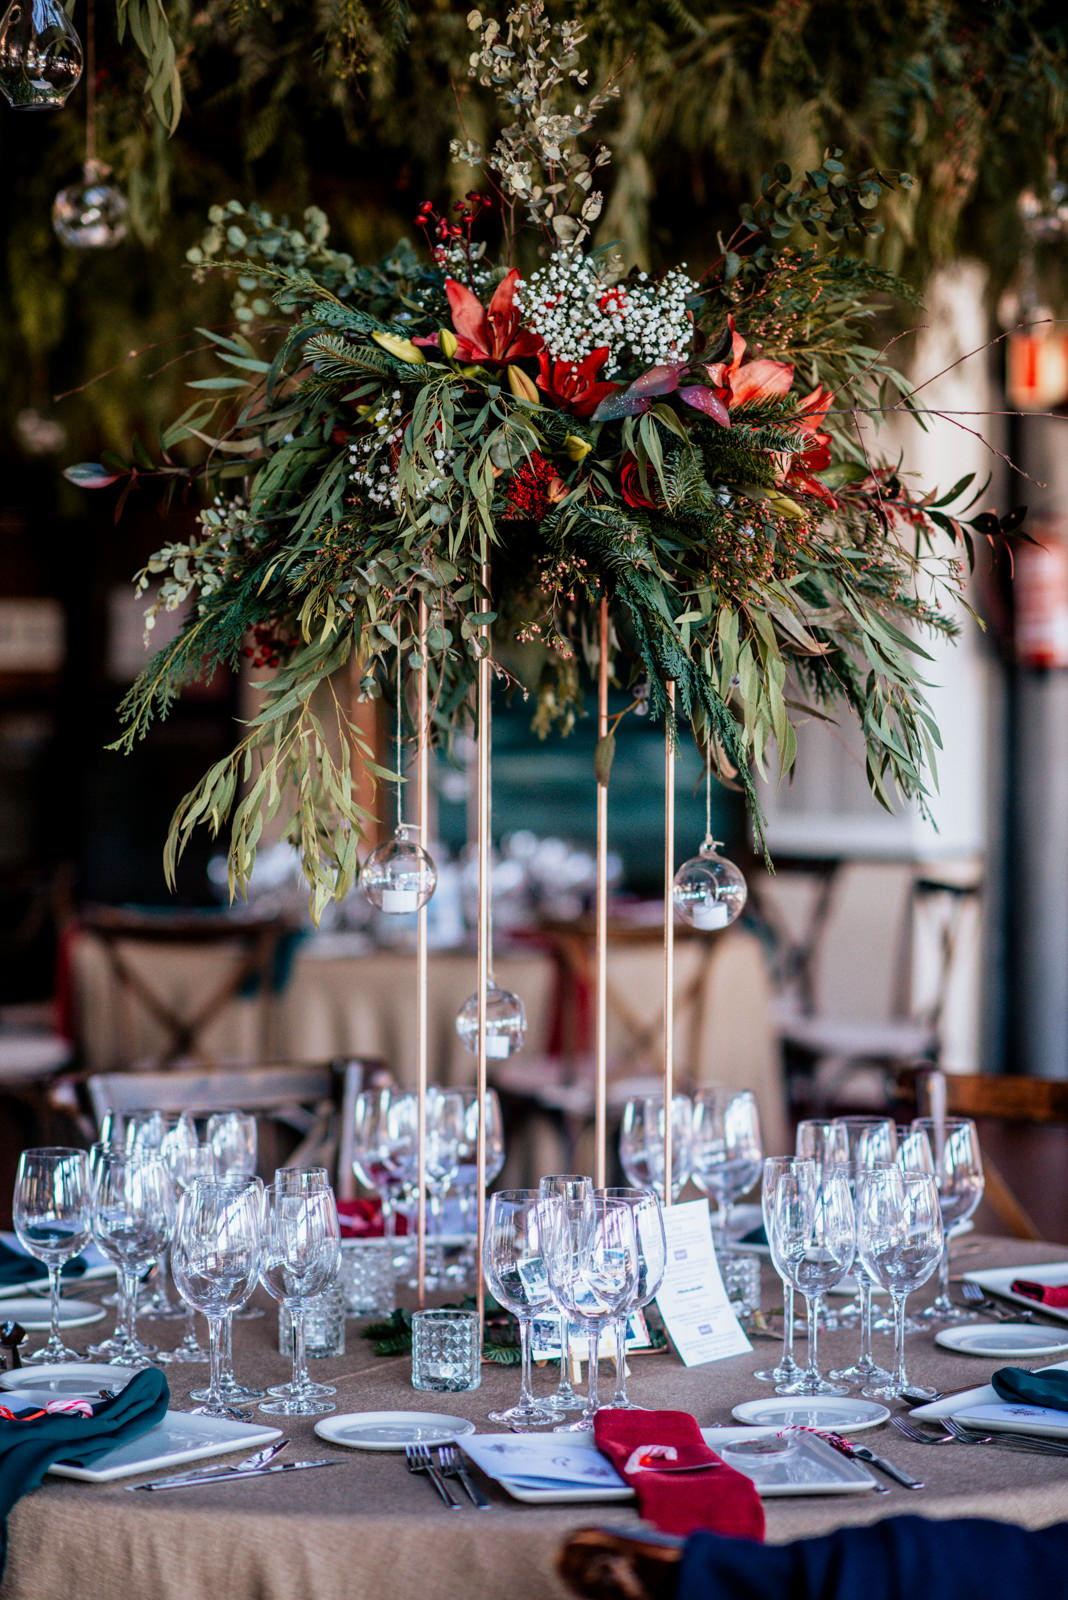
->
[991, 1365, 1068, 1411]
[0, 1369, 169, 1575]
[594, 1409, 765, 1541]
[677, 1514, 1068, 1600]
[336, 1199, 409, 1239]
[0, 1240, 86, 1289]
[1010, 1278, 1068, 1309]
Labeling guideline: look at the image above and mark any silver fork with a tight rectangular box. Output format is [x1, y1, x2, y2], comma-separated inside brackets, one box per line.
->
[942, 1417, 1068, 1454]
[405, 1443, 462, 1508]
[890, 1417, 955, 1445]
[437, 1445, 491, 1509]
[958, 1282, 1032, 1321]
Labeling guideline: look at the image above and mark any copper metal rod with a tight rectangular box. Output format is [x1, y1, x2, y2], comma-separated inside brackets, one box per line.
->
[595, 596, 609, 1189]
[475, 562, 491, 1330]
[663, 682, 676, 1207]
[415, 597, 429, 1308]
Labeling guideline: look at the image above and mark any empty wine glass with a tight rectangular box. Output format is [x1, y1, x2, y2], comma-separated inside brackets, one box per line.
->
[752, 1155, 803, 1387]
[619, 1094, 693, 1201]
[13, 1148, 92, 1363]
[425, 1089, 465, 1285]
[258, 1182, 341, 1416]
[171, 1178, 262, 1419]
[543, 1196, 638, 1432]
[857, 1167, 944, 1399]
[691, 1088, 763, 1244]
[158, 1142, 215, 1364]
[794, 1119, 850, 1169]
[599, 1187, 667, 1408]
[826, 1116, 897, 1384]
[769, 1158, 855, 1396]
[450, 1088, 505, 1285]
[909, 1117, 984, 1323]
[537, 1175, 592, 1415]
[351, 1089, 407, 1242]
[91, 1149, 171, 1366]
[482, 1190, 556, 1429]
[207, 1111, 258, 1180]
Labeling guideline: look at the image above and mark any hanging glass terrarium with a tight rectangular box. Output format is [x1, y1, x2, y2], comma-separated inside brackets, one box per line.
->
[361, 823, 437, 914]
[0, 0, 82, 108]
[672, 841, 747, 930]
[455, 980, 527, 1060]
[52, 158, 127, 248]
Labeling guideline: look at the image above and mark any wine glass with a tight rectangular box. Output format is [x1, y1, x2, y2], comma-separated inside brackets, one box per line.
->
[752, 1155, 803, 1387]
[425, 1089, 465, 1285]
[826, 1116, 897, 1384]
[450, 1088, 505, 1284]
[619, 1094, 693, 1201]
[537, 1175, 592, 1415]
[691, 1088, 763, 1244]
[482, 1190, 556, 1429]
[769, 1158, 855, 1396]
[351, 1089, 407, 1242]
[910, 1117, 984, 1323]
[258, 1182, 341, 1416]
[91, 1149, 171, 1366]
[794, 1119, 850, 1169]
[599, 1187, 667, 1408]
[207, 1111, 258, 1179]
[13, 1148, 92, 1363]
[158, 1142, 216, 1364]
[171, 1178, 262, 1419]
[543, 1196, 638, 1432]
[856, 1167, 944, 1399]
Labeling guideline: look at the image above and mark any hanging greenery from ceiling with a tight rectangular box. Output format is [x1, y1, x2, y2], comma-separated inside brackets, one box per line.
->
[66, 3, 1024, 914]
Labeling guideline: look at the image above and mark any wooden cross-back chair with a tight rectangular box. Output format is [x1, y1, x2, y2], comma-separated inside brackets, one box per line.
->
[896, 1066, 1068, 1241]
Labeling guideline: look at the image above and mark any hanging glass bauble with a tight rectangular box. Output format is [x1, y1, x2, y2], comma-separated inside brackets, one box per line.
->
[0, 0, 82, 109]
[456, 982, 527, 1060]
[672, 842, 747, 931]
[360, 824, 437, 914]
[52, 161, 128, 249]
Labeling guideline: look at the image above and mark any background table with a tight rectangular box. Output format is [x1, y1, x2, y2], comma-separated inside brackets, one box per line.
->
[4, 1235, 1068, 1600]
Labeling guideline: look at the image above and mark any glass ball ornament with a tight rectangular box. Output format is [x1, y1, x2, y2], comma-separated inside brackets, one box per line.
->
[672, 842, 747, 931]
[0, 0, 82, 108]
[52, 161, 128, 250]
[455, 982, 527, 1061]
[360, 824, 437, 914]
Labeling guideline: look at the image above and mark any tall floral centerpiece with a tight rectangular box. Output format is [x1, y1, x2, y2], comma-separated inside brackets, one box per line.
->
[70, 2, 1019, 916]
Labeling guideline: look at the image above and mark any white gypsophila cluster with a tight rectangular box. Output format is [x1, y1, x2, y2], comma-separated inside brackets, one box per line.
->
[348, 393, 456, 512]
[514, 253, 696, 376]
[435, 241, 496, 299]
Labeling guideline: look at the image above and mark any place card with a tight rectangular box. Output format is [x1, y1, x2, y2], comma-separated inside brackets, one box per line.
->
[654, 1199, 752, 1367]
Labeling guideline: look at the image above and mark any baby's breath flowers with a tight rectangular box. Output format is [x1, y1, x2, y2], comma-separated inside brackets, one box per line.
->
[515, 254, 697, 376]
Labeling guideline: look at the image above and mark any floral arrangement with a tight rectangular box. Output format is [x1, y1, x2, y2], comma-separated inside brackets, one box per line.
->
[69, 3, 1022, 915]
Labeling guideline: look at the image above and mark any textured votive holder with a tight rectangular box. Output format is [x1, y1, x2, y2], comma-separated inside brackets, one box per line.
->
[278, 1282, 346, 1359]
[719, 1248, 762, 1320]
[410, 1308, 481, 1393]
[339, 1238, 396, 1317]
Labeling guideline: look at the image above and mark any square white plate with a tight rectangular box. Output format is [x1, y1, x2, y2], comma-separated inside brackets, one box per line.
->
[48, 1411, 285, 1482]
[962, 1263, 1068, 1324]
[910, 1358, 1068, 1440]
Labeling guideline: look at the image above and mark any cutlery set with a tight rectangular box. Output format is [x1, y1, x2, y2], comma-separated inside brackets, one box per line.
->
[128, 1439, 341, 1492]
[891, 1415, 1068, 1456]
[405, 1442, 490, 1509]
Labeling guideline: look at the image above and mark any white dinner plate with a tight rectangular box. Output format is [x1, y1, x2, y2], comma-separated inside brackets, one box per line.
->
[935, 1323, 1068, 1359]
[910, 1358, 1068, 1440]
[0, 1362, 138, 1400]
[0, 1297, 105, 1331]
[730, 1396, 890, 1433]
[314, 1411, 477, 1451]
[50, 1412, 285, 1482]
[962, 1263, 1068, 1325]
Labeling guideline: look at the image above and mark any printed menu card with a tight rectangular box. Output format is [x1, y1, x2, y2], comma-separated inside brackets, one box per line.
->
[654, 1199, 752, 1367]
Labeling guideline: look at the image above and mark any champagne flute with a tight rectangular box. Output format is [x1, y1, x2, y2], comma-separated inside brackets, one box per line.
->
[770, 1158, 855, 1396]
[482, 1190, 555, 1429]
[171, 1178, 262, 1419]
[13, 1148, 92, 1363]
[691, 1088, 763, 1244]
[910, 1117, 984, 1324]
[543, 1196, 637, 1432]
[599, 1186, 666, 1408]
[258, 1182, 341, 1416]
[857, 1167, 944, 1399]
[537, 1175, 592, 1415]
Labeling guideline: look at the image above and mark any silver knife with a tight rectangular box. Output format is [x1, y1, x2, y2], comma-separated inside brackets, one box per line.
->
[846, 1443, 925, 1490]
[129, 1461, 339, 1492]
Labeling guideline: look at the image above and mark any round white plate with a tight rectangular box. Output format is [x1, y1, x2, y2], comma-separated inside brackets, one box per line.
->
[0, 1362, 136, 1397]
[0, 1298, 105, 1331]
[934, 1323, 1068, 1359]
[314, 1411, 477, 1451]
[731, 1396, 891, 1433]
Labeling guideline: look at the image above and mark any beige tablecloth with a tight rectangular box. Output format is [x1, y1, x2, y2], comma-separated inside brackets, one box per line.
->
[4, 1236, 1068, 1600]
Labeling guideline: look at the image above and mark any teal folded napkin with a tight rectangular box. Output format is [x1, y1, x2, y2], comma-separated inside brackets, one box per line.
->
[0, 1241, 86, 1288]
[738, 1223, 768, 1248]
[0, 1369, 169, 1573]
[991, 1366, 1068, 1412]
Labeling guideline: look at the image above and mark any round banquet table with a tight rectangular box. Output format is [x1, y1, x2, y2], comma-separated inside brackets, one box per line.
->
[4, 1235, 1068, 1600]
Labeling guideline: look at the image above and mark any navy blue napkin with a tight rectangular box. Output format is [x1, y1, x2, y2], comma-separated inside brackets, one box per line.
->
[0, 1241, 86, 1288]
[992, 1365, 1068, 1412]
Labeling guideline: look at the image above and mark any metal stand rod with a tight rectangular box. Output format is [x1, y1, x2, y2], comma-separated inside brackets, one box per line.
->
[595, 597, 609, 1190]
[663, 682, 676, 1207]
[475, 564, 491, 1330]
[416, 597, 429, 1308]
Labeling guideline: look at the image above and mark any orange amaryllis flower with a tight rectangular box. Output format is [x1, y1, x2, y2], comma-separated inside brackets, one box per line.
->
[783, 384, 837, 503]
[699, 316, 794, 411]
[442, 269, 544, 368]
[536, 346, 619, 419]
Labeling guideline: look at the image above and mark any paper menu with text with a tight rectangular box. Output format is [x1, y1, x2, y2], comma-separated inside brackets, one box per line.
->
[654, 1199, 752, 1366]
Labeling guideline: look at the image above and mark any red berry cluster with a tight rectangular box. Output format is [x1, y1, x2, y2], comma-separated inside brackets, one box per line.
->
[414, 193, 491, 272]
[504, 452, 558, 524]
[242, 622, 291, 669]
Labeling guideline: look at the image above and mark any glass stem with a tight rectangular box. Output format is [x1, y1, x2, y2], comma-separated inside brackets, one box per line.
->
[858, 1273, 874, 1367]
[48, 1263, 63, 1348]
[935, 1239, 952, 1309]
[804, 1293, 821, 1380]
[206, 1315, 224, 1404]
[518, 1315, 536, 1411]
[892, 1292, 908, 1392]
[782, 1282, 796, 1363]
[382, 1190, 396, 1241]
[587, 1326, 600, 1415]
[558, 1317, 576, 1398]
[122, 1270, 140, 1350]
[429, 1190, 445, 1279]
[221, 1313, 234, 1381]
[612, 1316, 628, 1405]
[290, 1307, 309, 1395]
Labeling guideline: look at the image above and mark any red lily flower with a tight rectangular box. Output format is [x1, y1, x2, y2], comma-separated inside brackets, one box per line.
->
[440, 269, 544, 367]
[536, 346, 619, 419]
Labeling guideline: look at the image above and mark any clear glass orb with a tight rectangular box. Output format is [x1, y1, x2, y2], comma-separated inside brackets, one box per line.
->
[360, 824, 437, 914]
[672, 842, 747, 931]
[0, 0, 82, 108]
[52, 162, 128, 249]
[455, 982, 527, 1060]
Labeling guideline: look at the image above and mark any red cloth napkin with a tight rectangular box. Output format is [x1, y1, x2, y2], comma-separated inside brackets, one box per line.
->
[594, 1408, 765, 1541]
[1011, 1278, 1068, 1308]
[336, 1199, 408, 1238]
